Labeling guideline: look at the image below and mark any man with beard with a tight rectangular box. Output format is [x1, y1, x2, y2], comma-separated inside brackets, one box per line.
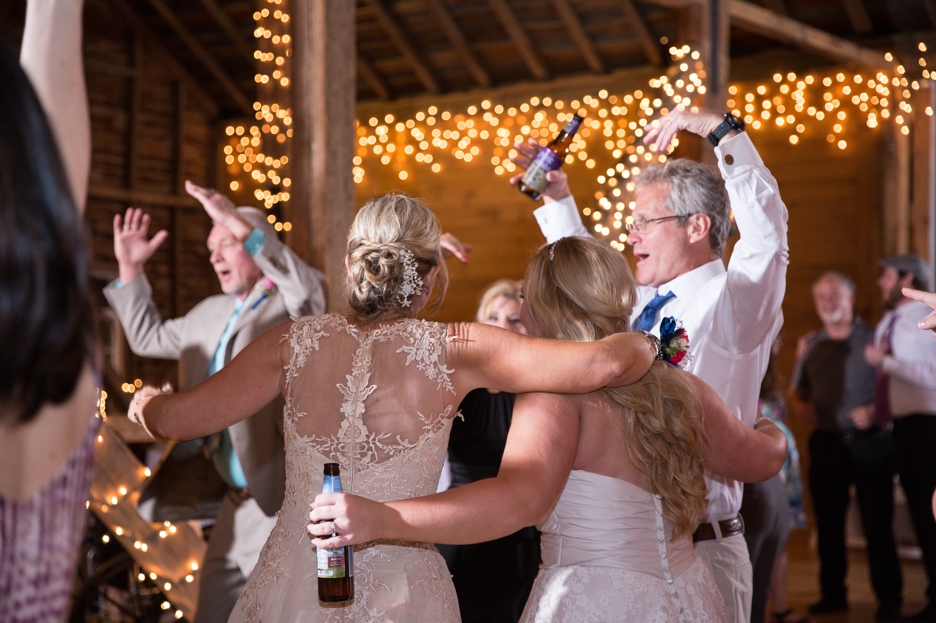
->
[865, 254, 936, 623]
[789, 271, 903, 622]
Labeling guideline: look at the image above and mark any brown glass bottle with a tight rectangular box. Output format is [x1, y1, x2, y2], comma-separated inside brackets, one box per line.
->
[518, 113, 584, 200]
[317, 463, 354, 602]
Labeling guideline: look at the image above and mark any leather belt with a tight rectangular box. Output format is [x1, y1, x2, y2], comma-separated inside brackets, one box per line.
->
[692, 515, 744, 542]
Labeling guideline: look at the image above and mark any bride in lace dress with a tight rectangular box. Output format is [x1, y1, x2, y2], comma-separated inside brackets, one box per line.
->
[130, 194, 656, 623]
[310, 236, 788, 623]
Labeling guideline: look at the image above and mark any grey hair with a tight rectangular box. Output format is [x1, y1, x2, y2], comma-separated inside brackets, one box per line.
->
[236, 206, 276, 237]
[812, 271, 856, 296]
[636, 159, 731, 257]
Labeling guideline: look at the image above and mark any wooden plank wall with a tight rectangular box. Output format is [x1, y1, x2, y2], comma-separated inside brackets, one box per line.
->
[80, 0, 219, 387]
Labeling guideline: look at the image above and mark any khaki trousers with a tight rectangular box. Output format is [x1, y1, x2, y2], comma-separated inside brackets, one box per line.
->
[693, 529, 753, 623]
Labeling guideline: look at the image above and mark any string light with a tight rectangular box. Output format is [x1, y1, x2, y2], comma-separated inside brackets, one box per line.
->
[223, 0, 293, 230]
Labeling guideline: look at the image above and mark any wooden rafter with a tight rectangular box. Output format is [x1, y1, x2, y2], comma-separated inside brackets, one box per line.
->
[426, 0, 492, 88]
[106, 0, 219, 118]
[926, 0, 936, 28]
[488, 0, 550, 80]
[195, 0, 257, 65]
[358, 56, 391, 100]
[730, 0, 891, 69]
[761, 0, 789, 16]
[617, 0, 664, 66]
[551, 0, 604, 72]
[365, 0, 441, 93]
[841, 0, 873, 35]
[144, 0, 253, 115]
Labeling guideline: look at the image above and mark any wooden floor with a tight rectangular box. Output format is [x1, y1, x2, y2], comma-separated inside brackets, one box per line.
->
[783, 530, 929, 623]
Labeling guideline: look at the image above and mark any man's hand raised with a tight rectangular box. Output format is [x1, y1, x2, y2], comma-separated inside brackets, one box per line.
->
[113, 208, 168, 284]
[508, 137, 572, 202]
[644, 105, 734, 153]
[185, 180, 253, 241]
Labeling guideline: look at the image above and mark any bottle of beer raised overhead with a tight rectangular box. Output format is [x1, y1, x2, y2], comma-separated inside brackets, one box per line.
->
[317, 463, 354, 602]
[518, 113, 584, 200]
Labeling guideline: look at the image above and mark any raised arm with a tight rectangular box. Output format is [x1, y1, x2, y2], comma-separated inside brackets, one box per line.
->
[447, 322, 654, 398]
[20, 0, 90, 213]
[308, 392, 579, 548]
[690, 374, 787, 482]
[132, 321, 291, 440]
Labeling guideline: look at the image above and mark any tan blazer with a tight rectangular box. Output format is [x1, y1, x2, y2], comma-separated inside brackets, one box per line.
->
[105, 232, 327, 516]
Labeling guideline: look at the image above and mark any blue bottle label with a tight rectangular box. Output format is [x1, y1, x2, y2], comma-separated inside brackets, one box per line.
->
[521, 149, 563, 194]
[316, 470, 353, 578]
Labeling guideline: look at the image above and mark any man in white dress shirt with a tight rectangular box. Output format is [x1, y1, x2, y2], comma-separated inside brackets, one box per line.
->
[511, 106, 789, 623]
[865, 254, 936, 623]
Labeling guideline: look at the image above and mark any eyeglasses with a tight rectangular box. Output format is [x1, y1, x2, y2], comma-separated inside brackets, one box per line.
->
[625, 214, 696, 234]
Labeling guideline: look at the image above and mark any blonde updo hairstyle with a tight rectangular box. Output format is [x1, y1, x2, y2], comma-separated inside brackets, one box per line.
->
[475, 279, 524, 323]
[346, 193, 448, 321]
[524, 236, 709, 540]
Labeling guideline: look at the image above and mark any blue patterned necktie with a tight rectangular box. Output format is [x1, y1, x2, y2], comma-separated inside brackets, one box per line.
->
[633, 290, 676, 332]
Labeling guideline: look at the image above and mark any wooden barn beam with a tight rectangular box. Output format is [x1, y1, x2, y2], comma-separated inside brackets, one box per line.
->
[761, 0, 788, 16]
[107, 0, 219, 118]
[617, 0, 664, 66]
[426, 0, 493, 88]
[488, 0, 550, 80]
[358, 56, 392, 100]
[144, 0, 254, 115]
[366, 0, 441, 94]
[88, 186, 200, 207]
[925, 0, 936, 28]
[729, 0, 891, 69]
[291, 0, 356, 298]
[841, 0, 873, 36]
[195, 0, 257, 65]
[551, 0, 605, 72]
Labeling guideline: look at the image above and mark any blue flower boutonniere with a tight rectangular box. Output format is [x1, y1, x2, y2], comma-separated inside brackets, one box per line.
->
[659, 316, 691, 368]
[251, 277, 278, 310]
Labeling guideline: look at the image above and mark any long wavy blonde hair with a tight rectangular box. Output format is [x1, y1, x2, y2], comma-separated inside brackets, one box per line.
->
[524, 237, 709, 539]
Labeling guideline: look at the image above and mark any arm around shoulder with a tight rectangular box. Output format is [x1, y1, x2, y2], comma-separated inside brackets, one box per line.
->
[447, 323, 653, 397]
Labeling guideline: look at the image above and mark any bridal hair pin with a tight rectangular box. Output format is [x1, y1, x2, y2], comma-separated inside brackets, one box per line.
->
[397, 248, 424, 307]
[548, 241, 558, 261]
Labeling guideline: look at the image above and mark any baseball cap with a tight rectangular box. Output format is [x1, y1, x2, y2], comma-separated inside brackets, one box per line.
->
[879, 253, 930, 285]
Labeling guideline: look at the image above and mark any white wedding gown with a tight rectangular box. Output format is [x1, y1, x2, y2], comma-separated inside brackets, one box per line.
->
[520, 470, 729, 623]
[229, 315, 461, 623]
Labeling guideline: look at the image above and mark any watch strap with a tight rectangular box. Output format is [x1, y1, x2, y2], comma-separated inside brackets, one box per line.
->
[707, 113, 745, 147]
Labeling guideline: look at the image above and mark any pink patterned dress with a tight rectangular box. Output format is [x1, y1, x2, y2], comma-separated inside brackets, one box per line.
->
[0, 415, 99, 622]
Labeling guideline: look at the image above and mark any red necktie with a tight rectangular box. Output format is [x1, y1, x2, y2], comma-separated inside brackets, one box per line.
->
[873, 313, 898, 427]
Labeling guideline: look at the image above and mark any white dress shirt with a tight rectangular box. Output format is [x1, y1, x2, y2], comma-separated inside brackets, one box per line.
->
[533, 133, 790, 519]
[876, 300, 936, 417]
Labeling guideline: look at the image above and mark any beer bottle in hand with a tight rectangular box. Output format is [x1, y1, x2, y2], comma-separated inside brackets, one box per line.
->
[518, 113, 584, 200]
[317, 463, 354, 602]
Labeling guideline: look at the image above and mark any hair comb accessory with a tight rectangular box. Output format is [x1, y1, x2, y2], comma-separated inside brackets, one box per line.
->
[397, 248, 424, 307]
[548, 241, 558, 261]
[658, 316, 691, 368]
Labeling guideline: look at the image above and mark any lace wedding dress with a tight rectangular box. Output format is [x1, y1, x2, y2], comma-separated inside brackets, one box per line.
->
[228, 315, 461, 623]
[520, 470, 729, 623]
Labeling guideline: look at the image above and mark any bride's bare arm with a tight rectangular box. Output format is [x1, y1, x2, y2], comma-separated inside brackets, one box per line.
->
[447, 322, 654, 398]
[308, 392, 578, 548]
[690, 374, 787, 482]
[134, 321, 292, 440]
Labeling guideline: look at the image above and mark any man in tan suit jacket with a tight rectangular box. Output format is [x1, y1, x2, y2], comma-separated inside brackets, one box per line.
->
[104, 181, 326, 623]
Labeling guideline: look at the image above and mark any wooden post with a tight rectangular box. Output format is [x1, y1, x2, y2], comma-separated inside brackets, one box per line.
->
[290, 0, 356, 308]
[912, 83, 936, 286]
[881, 122, 911, 257]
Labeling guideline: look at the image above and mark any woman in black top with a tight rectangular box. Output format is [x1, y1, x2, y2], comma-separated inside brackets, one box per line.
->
[438, 279, 540, 623]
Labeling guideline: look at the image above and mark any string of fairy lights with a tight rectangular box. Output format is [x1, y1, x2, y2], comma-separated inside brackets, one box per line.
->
[84, 386, 201, 620]
[221, 0, 294, 233]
